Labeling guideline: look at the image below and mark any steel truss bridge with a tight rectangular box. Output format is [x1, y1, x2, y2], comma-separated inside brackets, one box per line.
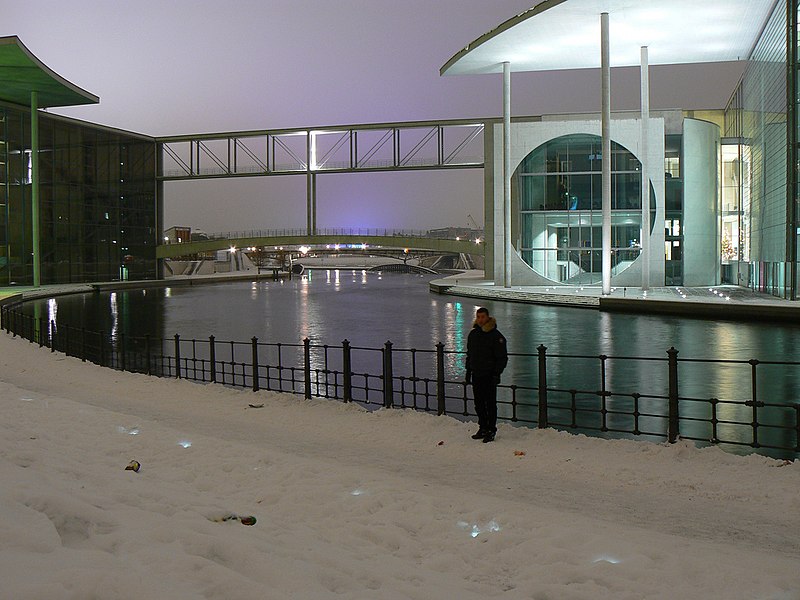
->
[155, 118, 488, 238]
[155, 228, 482, 260]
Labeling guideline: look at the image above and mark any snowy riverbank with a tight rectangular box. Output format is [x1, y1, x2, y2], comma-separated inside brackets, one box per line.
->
[1, 331, 798, 599]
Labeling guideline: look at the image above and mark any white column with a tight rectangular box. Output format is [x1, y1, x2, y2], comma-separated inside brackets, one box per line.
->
[601, 12, 611, 295]
[640, 46, 651, 291]
[503, 61, 512, 288]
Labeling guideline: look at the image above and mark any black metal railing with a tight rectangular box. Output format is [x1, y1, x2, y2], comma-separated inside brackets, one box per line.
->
[2, 301, 799, 458]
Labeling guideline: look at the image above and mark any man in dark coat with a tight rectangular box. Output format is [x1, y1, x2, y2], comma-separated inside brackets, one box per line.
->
[465, 307, 508, 442]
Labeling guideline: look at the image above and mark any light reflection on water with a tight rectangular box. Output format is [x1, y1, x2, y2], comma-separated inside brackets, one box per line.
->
[35, 271, 800, 368]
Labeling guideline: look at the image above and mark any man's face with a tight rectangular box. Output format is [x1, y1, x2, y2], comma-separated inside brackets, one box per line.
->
[475, 311, 489, 327]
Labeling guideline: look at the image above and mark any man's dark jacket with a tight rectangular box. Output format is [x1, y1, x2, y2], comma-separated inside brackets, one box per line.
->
[465, 317, 508, 378]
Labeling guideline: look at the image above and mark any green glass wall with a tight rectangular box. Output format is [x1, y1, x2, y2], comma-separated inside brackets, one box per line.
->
[0, 103, 157, 285]
[726, 0, 795, 298]
[792, 0, 800, 299]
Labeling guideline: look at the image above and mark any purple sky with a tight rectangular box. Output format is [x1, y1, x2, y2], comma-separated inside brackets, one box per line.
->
[5, 1, 745, 232]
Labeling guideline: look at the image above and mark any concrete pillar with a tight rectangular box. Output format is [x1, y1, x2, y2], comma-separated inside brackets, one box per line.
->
[601, 12, 611, 295]
[311, 173, 317, 234]
[503, 61, 512, 288]
[31, 91, 40, 287]
[640, 46, 650, 291]
[306, 132, 313, 235]
[155, 144, 166, 280]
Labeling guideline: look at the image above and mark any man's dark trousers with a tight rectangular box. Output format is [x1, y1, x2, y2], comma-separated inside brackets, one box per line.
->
[472, 374, 498, 433]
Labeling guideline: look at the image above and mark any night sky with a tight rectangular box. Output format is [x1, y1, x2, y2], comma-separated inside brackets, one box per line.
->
[4, 1, 745, 232]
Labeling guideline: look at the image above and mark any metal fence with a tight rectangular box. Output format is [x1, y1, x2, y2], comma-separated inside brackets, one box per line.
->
[2, 301, 799, 458]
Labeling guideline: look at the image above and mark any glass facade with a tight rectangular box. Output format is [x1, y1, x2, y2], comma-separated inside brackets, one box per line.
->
[514, 134, 654, 284]
[664, 134, 684, 286]
[0, 102, 157, 285]
[793, 0, 800, 299]
[725, 0, 796, 297]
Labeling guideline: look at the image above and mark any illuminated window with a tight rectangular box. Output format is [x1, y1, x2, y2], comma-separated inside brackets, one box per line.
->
[514, 134, 655, 284]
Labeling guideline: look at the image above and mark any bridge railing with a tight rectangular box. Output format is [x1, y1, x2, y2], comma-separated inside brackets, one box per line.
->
[165, 228, 483, 243]
[3, 301, 799, 459]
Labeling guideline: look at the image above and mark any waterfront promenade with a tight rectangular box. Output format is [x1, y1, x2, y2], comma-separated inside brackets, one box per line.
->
[430, 271, 800, 322]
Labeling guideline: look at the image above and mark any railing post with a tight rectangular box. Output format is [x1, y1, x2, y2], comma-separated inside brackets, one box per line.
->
[252, 336, 260, 392]
[38, 317, 45, 348]
[795, 405, 800, 454]
[209, 335, 217, 383]
[599, 354, 608, 431]
[81, 327, 87, 362]
[667, 346, 679, 443]
[64, 325, 70, 356]
[342, 339, 352, 402]
[174, 333, 182, 379]
[303, 337, 312, 399]
[99, 330, 105, 365]
[537, 344, 548, 429]
[120, 332, 127, 371]
[749, 358, 760, 448]
[145, 334, 152, 375]
[436, 342, 446, 415]
[383, 340, 394, 408]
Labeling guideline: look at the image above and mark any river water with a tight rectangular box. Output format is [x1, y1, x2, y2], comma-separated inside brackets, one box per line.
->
[21, 270, 800, 457]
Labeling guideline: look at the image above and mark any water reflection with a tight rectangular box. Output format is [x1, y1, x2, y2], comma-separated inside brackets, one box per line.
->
[48, 297, 57, 325]
[110, 292, 119, 340]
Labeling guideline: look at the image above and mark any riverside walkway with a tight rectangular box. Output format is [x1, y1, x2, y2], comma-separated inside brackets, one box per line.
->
[430, 272, 800, 322]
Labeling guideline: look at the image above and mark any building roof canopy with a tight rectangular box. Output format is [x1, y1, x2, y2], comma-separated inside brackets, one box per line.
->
[0, 36, 98, 108]
[441, 0, 778, 75]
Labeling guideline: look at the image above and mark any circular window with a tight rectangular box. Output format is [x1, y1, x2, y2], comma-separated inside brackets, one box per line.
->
[513, 134, 655, 284]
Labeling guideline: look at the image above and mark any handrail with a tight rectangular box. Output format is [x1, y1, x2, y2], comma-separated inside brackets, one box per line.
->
[1, 300, 798, 459]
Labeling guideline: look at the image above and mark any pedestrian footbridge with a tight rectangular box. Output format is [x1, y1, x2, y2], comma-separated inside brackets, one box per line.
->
[156, 229, 483, 260]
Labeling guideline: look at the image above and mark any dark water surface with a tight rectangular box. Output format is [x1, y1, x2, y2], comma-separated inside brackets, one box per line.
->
[22, 271, 800, 456]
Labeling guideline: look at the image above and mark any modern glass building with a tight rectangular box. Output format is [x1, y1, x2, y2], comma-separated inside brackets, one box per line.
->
[442, 0, 800, 300]
[722, 0, 798, 298]
[0, 36, 158, 287]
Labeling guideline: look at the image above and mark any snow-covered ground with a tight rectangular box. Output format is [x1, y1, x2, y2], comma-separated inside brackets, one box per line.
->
[1, 330, 798, 600]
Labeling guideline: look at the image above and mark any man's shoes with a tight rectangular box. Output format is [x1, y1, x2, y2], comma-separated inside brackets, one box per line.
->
[471, 429, 488, 440]
[482, 431, 496, 443]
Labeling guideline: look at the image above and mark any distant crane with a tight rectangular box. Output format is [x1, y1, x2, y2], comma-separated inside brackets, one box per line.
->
[467, 213, 479, 230]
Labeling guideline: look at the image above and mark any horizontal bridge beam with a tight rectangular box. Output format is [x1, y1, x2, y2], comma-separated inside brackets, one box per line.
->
[157, 119, 487, 181]
[157, 160, 484, 181]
